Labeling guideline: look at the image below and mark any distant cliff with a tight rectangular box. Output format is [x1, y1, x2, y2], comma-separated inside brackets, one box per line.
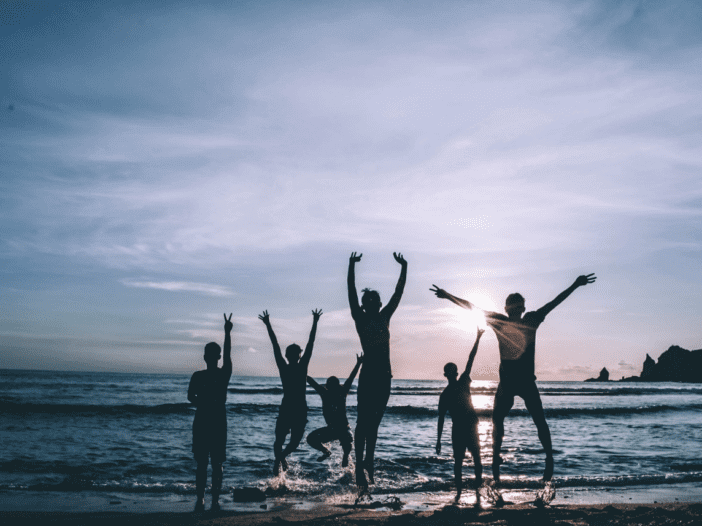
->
[619, 345, 702, 383]
[585, 367, 610, 382]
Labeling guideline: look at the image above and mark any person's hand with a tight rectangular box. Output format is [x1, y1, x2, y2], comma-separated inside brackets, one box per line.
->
[356, 353, 364, 365]
[224, 313, 233, 332]
[477, 327, 485, 337]
[312, 308, 323, 321]
[258, 310, 270, 324]
[430, 285, 448, 299]
[436, 441, 441, 455]
[575, 273, 597, 287]
[393, 252, 407, 266]
[350, 252, 362, 264]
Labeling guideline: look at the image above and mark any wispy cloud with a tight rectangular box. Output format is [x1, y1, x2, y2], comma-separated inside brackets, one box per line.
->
[120, 279, 235, 297]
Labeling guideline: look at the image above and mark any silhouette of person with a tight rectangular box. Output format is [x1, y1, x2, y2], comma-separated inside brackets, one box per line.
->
[187, 313, 233, 512]
[431, 273, 596, 483]
[259, 309, 322, 475]
[348, 251, 407, 489]
[437, 327, 484, 504]
[306, 354, 363, 467]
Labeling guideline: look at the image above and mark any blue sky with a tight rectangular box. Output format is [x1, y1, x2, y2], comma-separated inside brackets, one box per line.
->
[2, 0, 702, 379]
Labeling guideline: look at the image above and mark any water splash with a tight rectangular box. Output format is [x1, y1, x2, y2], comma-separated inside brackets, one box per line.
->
[479, 480, 505, 507]
[533, 481, 555, 507]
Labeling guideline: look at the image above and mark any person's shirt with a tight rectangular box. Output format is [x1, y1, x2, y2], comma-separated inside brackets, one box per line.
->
[188, 367, 231, 422]
[439, 371, 475, 425]
[318, 388, 350, 429]
[352, 310, 392, 378]
[279, 362, 310, 410]
[485, 309, 547, 381]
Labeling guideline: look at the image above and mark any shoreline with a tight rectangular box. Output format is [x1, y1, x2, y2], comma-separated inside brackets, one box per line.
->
[3, 502, 702, 526]
[2, 481, 701, 514]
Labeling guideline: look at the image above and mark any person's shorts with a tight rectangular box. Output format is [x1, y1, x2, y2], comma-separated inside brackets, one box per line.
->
[192, 417, 227, 464]
[493, 377, 543, 420]
[451, 413, 480, 459]
[309, 426, 353, 449]
[275, 405, 308, 437]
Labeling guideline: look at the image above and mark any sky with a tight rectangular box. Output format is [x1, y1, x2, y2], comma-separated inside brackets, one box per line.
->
[2, 0, 702, 380]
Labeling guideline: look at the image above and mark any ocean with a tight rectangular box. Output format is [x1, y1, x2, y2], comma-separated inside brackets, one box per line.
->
[1, 369, 702, 511]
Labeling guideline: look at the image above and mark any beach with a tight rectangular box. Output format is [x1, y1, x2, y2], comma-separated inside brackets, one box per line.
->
[4, 502, 702, 526]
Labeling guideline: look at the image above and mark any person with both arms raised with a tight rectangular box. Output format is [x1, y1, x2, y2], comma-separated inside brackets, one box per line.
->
[306, 353, 363, 468]
[259, 308, 322, 475]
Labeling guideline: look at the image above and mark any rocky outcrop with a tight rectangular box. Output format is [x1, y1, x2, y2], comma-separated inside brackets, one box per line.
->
[585, 367, 610, 382]
[616, 346, 702, 383]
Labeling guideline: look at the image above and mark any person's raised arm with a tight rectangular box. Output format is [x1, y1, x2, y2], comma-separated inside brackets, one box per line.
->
[223, 313, 233, 379]
[343, 354, 363, 393]
[430, 285, 476, 310]
[347, 252, 362, 319]
[464, 327, 484, 377]
[301, 309, 322, 366]
[537, 274, 597, 318]
[259, 311, 285, 372]
[436, 395, 447, 455]
[383, 252, 408, 318]
[307, 376, 324, 396]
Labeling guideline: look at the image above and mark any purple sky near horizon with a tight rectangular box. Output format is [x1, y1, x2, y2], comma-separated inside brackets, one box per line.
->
[2, 0, 702, 380]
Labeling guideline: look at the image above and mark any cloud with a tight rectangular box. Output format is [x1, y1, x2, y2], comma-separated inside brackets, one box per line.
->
[120, 279, 235, 297]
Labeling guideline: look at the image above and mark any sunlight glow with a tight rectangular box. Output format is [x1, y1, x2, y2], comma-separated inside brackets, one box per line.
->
[454, 291, 499, 331]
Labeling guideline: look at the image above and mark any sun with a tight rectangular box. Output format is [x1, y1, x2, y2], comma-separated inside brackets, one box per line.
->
[453, 290, 499, 331]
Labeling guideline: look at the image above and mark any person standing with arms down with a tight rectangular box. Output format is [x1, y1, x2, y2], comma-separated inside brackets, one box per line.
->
[306, 353, 363, 467]
[437, 327, 485, 504]
[188, 313, 233, 512]
[348, 251, 407, 489]
[259, 309, 322, 475]
[431, 273, 596, 483]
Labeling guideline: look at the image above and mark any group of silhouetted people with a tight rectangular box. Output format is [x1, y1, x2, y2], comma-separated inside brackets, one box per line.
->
[188, 252, 595, 511]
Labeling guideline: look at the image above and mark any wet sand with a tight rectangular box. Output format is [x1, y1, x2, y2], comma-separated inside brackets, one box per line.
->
[3, 502, 702, 526]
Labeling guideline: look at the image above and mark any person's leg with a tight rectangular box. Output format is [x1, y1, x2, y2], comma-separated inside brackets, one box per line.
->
[363, 379, 391, 485]
[307, 427, 332, 460]
[521, 382, 553, 481]
[273, 416, 289, 475]
[195, 458, 207, 512]
[341, 428, 353, 467]
[467, 420, 483, 506]
[211, 462, 223, 511]
[451, 426, 466, 502]
[281, 411, 307, 460]
[491, 383, 514, 483]
[354, 417, 368, 487]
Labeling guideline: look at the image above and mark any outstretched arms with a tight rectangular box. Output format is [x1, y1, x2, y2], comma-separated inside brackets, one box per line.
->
[347, 252, 362, 319]
[465, 327, 484, 377]
[259, 311, 285, 372]
[384, 252, 408, 317]
[301, 309, 323, 366]
[537, 273, 597, 318]
[343, 354, 363, 393]
[223, 313, 233, 378]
